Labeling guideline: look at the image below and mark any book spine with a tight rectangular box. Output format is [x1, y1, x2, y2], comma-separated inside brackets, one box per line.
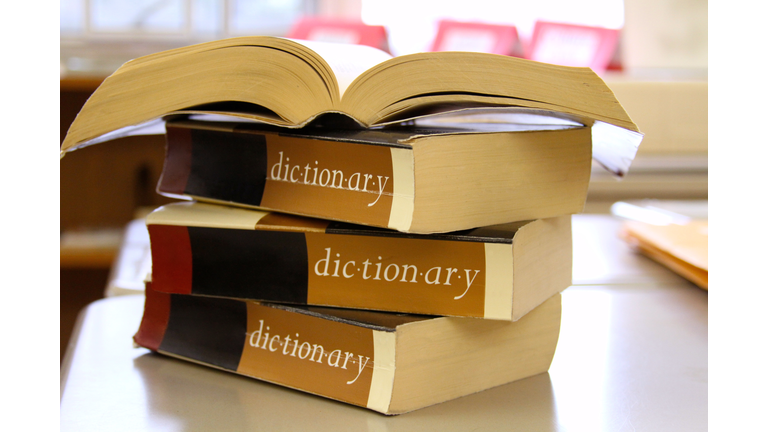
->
[134, 285, 396, 413]
[148, 223, 514, 319]
[159, 125, 415, 231]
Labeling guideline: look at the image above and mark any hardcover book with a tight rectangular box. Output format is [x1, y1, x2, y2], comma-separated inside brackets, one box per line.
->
[134, 282, 562, 415]
[147, 201, 572, 321]
[157, 119, 592, 233]
[59, 36, 642, 177]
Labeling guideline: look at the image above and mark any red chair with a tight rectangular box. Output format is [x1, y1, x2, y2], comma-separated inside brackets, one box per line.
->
[287, 17, 390, 53]
[525, 21, 620, 72]
[429, 20, 519, 56]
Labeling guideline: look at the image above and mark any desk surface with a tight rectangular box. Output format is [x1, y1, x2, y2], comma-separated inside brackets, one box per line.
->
[61, 284, 707, 431]
[62, 214, 707, 431]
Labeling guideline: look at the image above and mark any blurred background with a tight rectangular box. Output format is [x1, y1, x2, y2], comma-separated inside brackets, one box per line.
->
[60, 0, 707, 360]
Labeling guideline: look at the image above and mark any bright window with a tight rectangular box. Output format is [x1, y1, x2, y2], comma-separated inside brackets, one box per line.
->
[60, 0, 315, 39]
[361, 0, 624, 56]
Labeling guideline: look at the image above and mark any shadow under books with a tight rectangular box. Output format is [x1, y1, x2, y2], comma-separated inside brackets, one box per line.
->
[132, 352, 558, 431]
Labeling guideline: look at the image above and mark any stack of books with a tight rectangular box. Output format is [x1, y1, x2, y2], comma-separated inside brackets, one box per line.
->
[61, 37, 641, 415]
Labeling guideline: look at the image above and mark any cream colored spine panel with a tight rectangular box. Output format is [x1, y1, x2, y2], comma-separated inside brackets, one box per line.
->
[483, 243, 514, 320]
[366, 330, 397, 413]
[146, 202, 269, 229]
[387, 148, 415, 232]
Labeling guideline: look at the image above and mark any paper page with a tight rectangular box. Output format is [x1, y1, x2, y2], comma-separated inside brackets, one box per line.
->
[291, 39, 393, 97]
[591, 120, 644, 177]
[60, 119, 167, 156]
[410, 107, 585, 127]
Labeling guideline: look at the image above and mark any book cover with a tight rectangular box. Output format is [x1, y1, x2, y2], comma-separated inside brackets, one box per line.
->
[134, 282, 562, 415]
[147, 201, 572, 321]
[157, 119, 592, 233]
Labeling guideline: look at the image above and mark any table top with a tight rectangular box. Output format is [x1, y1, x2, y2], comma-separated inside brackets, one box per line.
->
[571, 214, 691, 286]
[61, 291, 707, 429]
[62, 214, 707, 431]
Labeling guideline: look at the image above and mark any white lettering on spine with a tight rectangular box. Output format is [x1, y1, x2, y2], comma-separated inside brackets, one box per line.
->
[269, 152, 391, 207]
[270, 152, 285, 179]
[342, 261, 356, 278]
[268, 335, 280, 352]
[246, 319, 372, 385]
[314, 248, 331, 276]
[454, 269, 481, 300]
[347, 355, 369, 384]
[249, 320, 265, 347]
[312, 248, 482, 300]
[425, 267, 442, 285]
[443, 268, 458, 285]
[367, 176, 389, 207]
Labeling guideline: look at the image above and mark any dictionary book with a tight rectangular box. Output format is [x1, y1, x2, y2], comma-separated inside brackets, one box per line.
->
[155, 119, 592, 233]
[134, 281, 562, 415]
[59, 36, 641, 179]
[146, 201, 572, 321]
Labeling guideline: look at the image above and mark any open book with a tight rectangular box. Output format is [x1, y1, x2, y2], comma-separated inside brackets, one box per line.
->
[60, 36, 642, 175]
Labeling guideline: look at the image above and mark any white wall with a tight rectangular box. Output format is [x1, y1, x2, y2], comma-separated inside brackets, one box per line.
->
[623, 0, 708, 70]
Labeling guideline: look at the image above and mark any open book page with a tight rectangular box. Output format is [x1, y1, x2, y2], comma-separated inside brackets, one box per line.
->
[291, 39, 393, 97]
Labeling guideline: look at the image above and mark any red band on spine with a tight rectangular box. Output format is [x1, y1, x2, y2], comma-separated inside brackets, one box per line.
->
[148, 224, 193, 294]
[158, 126, 192, 195]
[133, 281, 171, 351]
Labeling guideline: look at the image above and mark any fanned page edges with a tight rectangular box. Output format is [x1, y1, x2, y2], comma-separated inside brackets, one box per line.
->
[114, 37, 342, 100]
[341, 51, 638, 132]
[61, 38, 341, 153]
[60, 36, 641, 162]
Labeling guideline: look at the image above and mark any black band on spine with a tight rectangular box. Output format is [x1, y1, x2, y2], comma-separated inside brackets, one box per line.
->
[189, 227, 310, 304]
[160, 294, 248, 371]
[186, 128, 268, 206]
